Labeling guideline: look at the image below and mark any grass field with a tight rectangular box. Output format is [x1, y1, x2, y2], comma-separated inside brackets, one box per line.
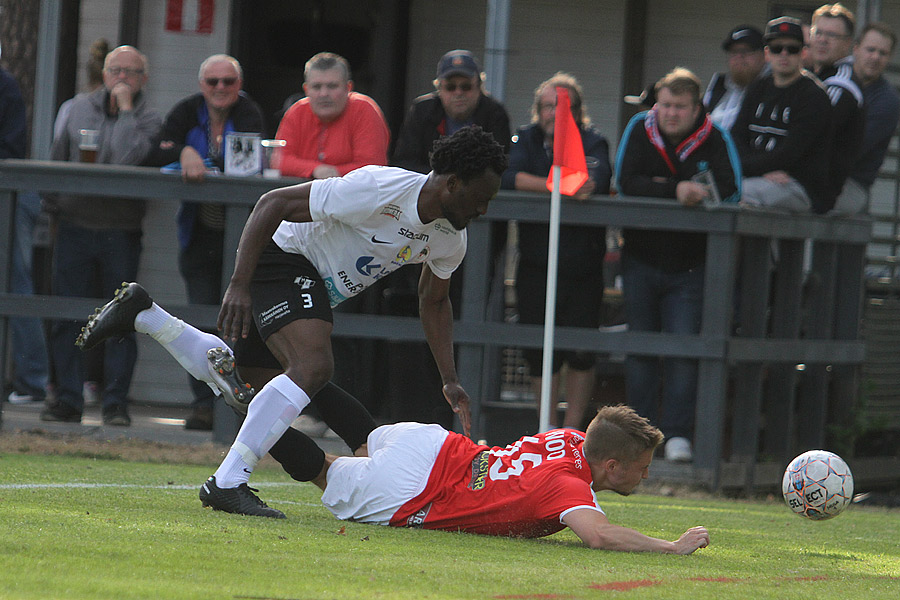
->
[1, 451, 898, 600]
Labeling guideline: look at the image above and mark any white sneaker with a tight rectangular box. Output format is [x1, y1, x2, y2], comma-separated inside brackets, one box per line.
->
[8, 391, 36, 404]
[83, 381, 101, 407]
[664, 437, 693, 462]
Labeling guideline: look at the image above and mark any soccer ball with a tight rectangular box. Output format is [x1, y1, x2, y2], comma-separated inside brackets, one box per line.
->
[782, 450, 854, 520]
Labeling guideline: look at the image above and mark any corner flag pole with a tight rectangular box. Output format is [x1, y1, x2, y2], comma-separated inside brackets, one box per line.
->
[539, 166, 562, 433]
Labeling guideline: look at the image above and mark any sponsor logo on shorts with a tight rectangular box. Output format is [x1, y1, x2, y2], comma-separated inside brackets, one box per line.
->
[356, 256, 382, 277]
[380, 204, 403, 220]
[258, 301, 290, 326]
[406, 502, 432, 528]
[399, 228, 429, 242]
[294, 276, 316, 290]
[468, 450, 490, 490]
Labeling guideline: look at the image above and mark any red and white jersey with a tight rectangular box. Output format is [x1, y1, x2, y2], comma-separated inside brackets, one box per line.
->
[390, 429, 603, 538]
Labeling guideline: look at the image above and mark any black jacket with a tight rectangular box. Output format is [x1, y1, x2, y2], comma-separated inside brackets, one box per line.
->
[392, 92, 511, 173]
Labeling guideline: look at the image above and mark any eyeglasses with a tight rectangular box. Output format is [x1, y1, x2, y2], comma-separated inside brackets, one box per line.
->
[768, 44, 803, 55]
[204, 77, 238, 87]
[812, 29, 850, 40]
[442, 81, 474, 93]
[105, 66, 144, 77]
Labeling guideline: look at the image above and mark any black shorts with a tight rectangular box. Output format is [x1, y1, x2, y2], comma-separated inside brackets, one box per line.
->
[234, 242, 333, 369]
[515, 261, 603, 373]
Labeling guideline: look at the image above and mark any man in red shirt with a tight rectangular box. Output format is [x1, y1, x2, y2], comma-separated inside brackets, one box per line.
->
[311, 405, 710, 554]
[276, 52, 390, 179]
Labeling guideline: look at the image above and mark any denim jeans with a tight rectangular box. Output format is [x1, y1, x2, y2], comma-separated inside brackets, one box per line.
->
[50, 223, 142, 411]
[178, 222, 224, 410]
[621, 253, 704, 439]
[9, 191, 49, 395]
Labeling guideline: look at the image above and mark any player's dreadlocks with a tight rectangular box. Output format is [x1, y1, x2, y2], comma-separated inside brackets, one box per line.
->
[429, 125, 508, 182]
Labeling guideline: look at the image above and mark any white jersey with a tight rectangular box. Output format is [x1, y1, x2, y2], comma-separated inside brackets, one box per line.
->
[272, 166, 467, 307]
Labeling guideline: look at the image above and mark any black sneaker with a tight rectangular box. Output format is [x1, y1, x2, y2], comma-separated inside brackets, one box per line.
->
[76, 282, 153, 351]
[102, 404, 131, 427]
[206, 348, 255, 414]
[199, 476, 286, 519]
[40, 401, 82, 423]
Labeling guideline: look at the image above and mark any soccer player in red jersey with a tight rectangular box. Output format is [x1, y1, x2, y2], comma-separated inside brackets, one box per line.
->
[311, 405, 710, 554]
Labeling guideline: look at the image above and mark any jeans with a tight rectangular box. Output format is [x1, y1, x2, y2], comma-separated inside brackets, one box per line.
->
[9, 192, 49, 395]
[178, 223, 224, 410]
[50, 223, 142, 411]
[621, 253, 704, 439]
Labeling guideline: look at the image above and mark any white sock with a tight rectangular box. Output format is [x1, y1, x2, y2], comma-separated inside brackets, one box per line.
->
[134, 303, 227, 390]
[214, 374, 311, 488]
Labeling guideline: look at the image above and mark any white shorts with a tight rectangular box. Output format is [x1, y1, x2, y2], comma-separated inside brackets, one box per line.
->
[320, 422, 449, 525]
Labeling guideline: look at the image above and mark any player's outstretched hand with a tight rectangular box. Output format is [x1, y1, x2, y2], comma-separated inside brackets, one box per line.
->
[673, 526, 710, 555]
[218, 282, 254, 341]
[442, 382, 472, 437]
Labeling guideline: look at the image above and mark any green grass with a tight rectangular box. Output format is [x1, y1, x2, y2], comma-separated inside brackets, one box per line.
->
[1, 453, 898, 599]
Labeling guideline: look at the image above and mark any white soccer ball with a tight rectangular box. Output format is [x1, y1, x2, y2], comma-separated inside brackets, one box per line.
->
[782, 450, 854, 520]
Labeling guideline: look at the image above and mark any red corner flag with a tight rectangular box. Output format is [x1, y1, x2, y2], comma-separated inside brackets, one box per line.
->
[546, 86, 588, 196]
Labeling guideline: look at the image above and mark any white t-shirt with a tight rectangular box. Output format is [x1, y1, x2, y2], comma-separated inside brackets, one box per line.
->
[272, 166, 467, 307]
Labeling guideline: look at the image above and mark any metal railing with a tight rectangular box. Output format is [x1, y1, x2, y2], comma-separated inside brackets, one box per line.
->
[0, 159, 873, 490]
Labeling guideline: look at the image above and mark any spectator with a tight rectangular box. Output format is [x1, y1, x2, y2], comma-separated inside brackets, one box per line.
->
[41, 45, 162, 426]
[809, 3, 865, 212]
[732, 17, 833, 214]
[615, 67, 741, 462]
[275, 52, 389, 179]
[393, 49, 511, 173]
[836, 22, 900, 214]
[501, 72, 611, 429]
[146, 54, 265, 430]
[1, 59, 49, 406]
[703, 25, 768, 131]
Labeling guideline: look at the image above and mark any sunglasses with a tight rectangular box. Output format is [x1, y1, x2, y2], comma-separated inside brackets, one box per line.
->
[768, 44, 803, 55]
[442, 81, 474, 93]
[204, 77, 238, 87]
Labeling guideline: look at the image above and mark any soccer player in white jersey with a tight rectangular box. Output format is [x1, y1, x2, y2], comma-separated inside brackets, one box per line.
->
[303, 404, 709, 553]
[77, 126, 508, 517]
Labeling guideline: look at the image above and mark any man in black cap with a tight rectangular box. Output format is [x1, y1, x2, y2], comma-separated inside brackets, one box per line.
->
[732, 16, 833, 213]
[393, 50, 511, 173]
[703, 25, 768, 131]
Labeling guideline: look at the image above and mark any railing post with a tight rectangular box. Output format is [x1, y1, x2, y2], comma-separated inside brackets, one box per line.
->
[458, 217, 491, 440]
[0, 189, 15, 422]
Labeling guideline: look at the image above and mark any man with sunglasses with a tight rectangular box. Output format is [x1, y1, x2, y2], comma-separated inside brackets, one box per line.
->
[393, 50, 511, 175]
[808, 4, 865, 214]
[146, 54, 265, 430]
[41, 45, 161, 426]
[275, 52, 390, 180]
[732, 17, 832, 213]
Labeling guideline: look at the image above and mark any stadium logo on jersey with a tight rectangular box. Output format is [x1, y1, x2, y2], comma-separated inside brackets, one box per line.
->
[468, 451, 490, 491]
[398, 228, 429, 242]
[396, 245, 412, 263]
[406, 503, 432, 528]
[356, 256, 382, 277]
[293, 276, 315, 290]
[380, 204, 403, 220]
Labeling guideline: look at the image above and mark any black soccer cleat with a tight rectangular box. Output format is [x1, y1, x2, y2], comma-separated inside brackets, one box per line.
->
[207, 347, 255, 414]
[76, 282, 153, 350]
[199, 476, 286, 519]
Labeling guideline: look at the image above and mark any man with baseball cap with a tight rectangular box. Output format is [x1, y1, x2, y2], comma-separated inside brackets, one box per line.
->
[703, 25, 768, 131]
[732, 16, 833, 213]
[393, 49, 510, 174]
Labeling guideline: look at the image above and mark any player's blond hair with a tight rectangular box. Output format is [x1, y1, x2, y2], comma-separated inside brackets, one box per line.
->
[582, 405, 664, 464]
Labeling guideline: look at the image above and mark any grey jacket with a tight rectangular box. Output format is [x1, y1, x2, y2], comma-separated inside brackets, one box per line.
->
[49, 86, 161, 230]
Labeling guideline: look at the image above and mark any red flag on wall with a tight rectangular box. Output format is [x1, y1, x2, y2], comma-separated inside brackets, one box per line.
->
[166, 0, 215, 35]
[546, 86, 587, 196]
